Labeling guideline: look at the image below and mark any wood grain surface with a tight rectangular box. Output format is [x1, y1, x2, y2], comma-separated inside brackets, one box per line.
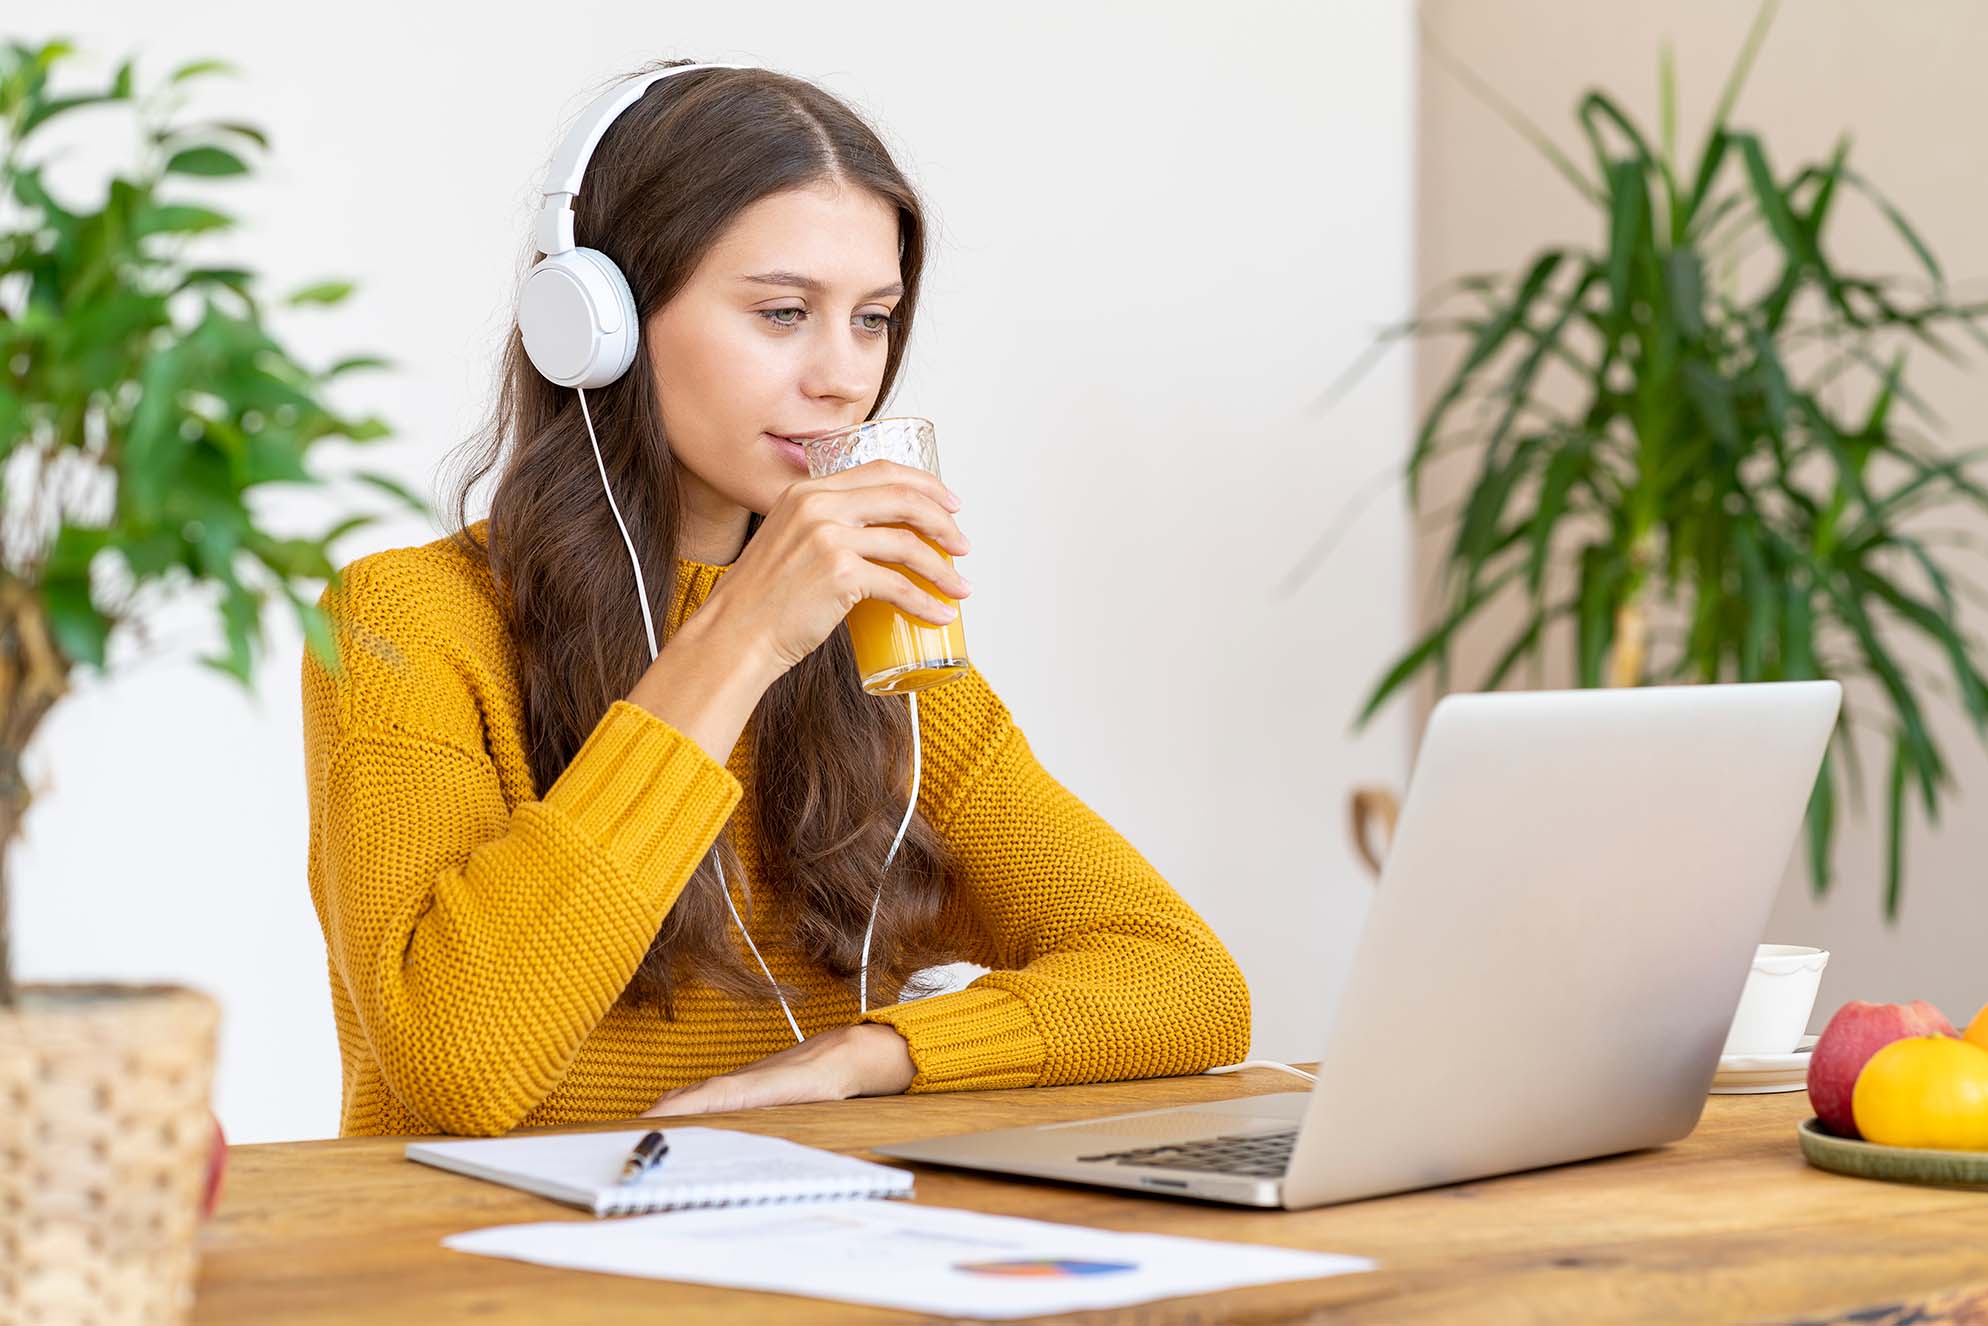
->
[191, 1068, 1988, 1324]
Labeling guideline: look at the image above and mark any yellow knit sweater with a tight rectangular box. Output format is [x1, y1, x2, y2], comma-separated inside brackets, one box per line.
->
[301, 522, 1250, 1137]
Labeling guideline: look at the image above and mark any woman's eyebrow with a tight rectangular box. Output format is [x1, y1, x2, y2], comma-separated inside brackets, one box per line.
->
[738, 271, 904, 300]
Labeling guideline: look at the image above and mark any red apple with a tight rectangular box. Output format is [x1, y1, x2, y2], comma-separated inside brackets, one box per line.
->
[202, 1113, 227, 1220]
[1807, 1000, 1959, 1138]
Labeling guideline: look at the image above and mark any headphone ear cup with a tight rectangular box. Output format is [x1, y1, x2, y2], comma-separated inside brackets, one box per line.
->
[518, 247, 640, 388]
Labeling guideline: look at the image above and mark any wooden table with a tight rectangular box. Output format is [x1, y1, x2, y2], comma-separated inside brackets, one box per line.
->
[193, 1067, 1988, 1324]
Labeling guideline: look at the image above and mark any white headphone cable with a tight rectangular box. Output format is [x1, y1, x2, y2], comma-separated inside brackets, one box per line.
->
[1202, 1060, 1317, 1084]
[579, 388, 659, 661]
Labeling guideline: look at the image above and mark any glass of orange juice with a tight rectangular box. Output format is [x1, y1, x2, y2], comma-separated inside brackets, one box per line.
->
[801, 417, 969, 696]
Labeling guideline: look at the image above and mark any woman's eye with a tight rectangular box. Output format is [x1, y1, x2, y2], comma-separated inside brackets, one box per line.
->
[756, 308, 892, 337]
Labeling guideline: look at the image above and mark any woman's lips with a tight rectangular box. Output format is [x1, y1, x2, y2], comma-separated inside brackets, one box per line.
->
[766, 432, 809, 468]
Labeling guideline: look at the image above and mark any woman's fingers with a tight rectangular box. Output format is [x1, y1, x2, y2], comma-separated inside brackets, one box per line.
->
[853, 560, 960, 627]
[846, 525, 972, 600]
[811, 464, 969, 555]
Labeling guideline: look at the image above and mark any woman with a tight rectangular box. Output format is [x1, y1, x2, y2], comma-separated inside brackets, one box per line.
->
[302, 59, 1250, 1138]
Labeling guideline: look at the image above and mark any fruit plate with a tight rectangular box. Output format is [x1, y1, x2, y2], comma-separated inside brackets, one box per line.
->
[1798, 1117, 1988, 1188]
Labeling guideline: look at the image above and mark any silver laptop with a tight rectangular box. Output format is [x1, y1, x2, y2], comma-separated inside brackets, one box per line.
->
[874, 680, 1842, 1209]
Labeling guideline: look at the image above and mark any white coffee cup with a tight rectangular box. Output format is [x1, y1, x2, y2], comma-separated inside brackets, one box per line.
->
[1721, 944, 1830, 1056]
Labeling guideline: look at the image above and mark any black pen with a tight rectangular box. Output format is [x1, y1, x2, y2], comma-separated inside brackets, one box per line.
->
[618, 1130, 669, 1186]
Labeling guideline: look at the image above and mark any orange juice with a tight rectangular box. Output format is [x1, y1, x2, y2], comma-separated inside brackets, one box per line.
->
[848, 524, 969, 694]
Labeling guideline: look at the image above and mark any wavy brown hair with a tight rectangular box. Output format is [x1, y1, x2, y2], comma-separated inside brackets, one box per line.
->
[445, 59, 961, 1019]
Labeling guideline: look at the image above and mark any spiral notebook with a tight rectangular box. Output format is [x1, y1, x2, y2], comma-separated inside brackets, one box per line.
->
[406, 1126, 915, 1217]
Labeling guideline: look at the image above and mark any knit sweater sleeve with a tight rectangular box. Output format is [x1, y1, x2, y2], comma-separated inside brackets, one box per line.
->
[302, 549, 742, 1136]
[858, 668, 1251, 1091]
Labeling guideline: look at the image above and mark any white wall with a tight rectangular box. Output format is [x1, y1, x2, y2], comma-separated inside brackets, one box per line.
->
[14, 1, 1417, 1141]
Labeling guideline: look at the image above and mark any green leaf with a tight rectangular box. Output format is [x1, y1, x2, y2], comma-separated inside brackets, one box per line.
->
[168, 58, 238, 84]
[207, 581, 260, 683]
[1663, 251, 1706, 340]
[41, 579, 108, 669]
[1734, 132, 1819, 272]
[1406, 251, 1566, 502]
[324, 355, 392, 379]
[246, 532, 335, 580]
[44, 524, 109, 578]
[1356, 563, 1524, 728]
[321, 513, 376, 546]
[1658, 43, 1678, 181]
[354, 470, 428, 512]
[116, 527, 187, 578]
[10, 165, 74, 232]
[174, 267, 258, 302]
[1822, 576, 1942, 810]
[286, 586, 341, 677]
[1603, 158, 1648, 325]
[1839, 167, 1942, 285]
[1527, 445, 1587, 592]
[159, 119, 270, 151]
[1884, 736, 1907, 919]
[286, 280, 355, 307]
[1707, 0, 1780, 139]
[0, 383, 23, 452]
[1420, 30, 1600, 204]
[164, 145, 250, 178]
[1805, 747, 1835, 897]
[1850, 562, 1988, 731]
[122, 345, 185, 521]
[1683, 129, 1732, 234]
[1482, 599, 1571, 691]
[337, 415, 393, 443]
[1732, 522, 1774, 680]
[241, 431, 315, 486]
[20, 91, 124, 135]
[1576, 543, 1623, 688]
[133, 204, 235, 238]
[212, 120, 269, 149]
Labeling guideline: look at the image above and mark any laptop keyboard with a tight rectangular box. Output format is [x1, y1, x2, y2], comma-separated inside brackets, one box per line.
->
[1076, 1128, 1296, 1179]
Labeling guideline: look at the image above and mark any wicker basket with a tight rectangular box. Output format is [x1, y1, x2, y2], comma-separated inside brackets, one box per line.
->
[1, 984, 219, 1326]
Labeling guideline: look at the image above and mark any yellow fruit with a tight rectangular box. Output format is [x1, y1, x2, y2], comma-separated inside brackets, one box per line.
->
[1965, 1002, 1988, 1053]
[1852, 1036, 1988, 1151]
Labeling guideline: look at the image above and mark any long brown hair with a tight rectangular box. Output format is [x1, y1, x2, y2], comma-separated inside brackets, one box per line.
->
[445, 59, 960, 1018]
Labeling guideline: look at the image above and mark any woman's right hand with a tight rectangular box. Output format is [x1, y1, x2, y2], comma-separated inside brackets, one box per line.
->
[701, 459, 973, 679]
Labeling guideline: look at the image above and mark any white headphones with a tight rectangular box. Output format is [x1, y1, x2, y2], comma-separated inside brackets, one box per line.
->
[518, 62, 750, 390]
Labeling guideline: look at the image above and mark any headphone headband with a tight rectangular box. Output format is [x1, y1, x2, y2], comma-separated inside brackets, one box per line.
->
[533, 62, 751, 256]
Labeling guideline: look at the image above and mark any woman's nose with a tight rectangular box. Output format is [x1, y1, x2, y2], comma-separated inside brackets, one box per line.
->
[802, 325, 875, 403]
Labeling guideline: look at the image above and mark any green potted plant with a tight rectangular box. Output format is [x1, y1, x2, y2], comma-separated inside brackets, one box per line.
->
[1336, 2, 1988, 915]
[0, 38, 418, 1323]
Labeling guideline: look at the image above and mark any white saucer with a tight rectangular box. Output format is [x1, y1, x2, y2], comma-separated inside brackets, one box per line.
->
[1710, 1034, 1818, 1094]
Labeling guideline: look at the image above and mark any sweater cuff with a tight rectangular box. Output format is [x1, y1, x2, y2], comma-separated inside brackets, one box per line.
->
[540, 700, 742, 888]
[859, 984, 1046, 1092]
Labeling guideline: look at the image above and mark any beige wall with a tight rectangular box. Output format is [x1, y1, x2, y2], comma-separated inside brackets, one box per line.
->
[1416, 0, 1988, 1033]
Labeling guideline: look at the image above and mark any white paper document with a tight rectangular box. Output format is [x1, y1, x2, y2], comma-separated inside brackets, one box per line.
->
[444, 1200, 1376, 1318]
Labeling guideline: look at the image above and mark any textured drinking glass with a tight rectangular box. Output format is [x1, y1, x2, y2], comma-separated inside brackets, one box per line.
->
[802, 417, 970, 695]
